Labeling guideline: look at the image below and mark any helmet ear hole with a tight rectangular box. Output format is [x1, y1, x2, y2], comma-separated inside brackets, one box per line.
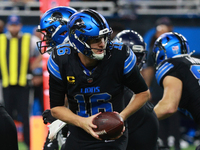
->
[160, 55, 164, 60]
[59, 31, 67, 36]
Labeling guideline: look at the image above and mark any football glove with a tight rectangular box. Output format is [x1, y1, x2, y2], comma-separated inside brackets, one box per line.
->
[48, 119, 67, 141]
[42, 109, 56, 124]
[43, 131, 59, 150]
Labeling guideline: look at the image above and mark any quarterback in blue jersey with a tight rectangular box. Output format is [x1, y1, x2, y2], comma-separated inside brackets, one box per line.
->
[153, 32, 200, 150]
[114, 30, 159, 150]
[48, 9, 150, 150]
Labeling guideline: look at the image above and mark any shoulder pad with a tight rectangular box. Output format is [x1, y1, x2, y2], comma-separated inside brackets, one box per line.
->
[55, 43, 71, 56]
[56, 43, 71, 49]
[47, 53, 62, 80]
[112, 41, 123, 50]
[124, 48, 137, 75]
[155, 61, 174, 85]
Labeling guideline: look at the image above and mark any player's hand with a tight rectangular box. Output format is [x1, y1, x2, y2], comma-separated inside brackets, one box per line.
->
[110, 125, 125, 140]
[109, 111, 125, 140]
[79, 112, 102, 140]
[42, 109, 56, 124]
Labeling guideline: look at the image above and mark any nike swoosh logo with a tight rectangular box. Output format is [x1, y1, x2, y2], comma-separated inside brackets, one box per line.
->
[104, 140, 115, 143]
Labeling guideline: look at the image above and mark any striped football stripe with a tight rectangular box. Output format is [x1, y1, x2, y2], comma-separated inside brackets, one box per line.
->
[124, 50, 136, 75]
[47, 55, 62, 80]
[156, 62, 174, 85]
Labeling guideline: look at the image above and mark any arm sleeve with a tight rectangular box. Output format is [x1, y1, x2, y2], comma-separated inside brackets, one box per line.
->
[155, 61, 175, 86]
[123, 48, 148, 94]
[158, 68, 182, 88]
[49, 75, 66, 108]
[124, 65, 148, 94]
[47, 53, 67, 108]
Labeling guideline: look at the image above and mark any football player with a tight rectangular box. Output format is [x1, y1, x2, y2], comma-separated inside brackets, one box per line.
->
[37, 6, 77, 54]
[153, 32, 200, 150]
[36, 6, 77, 150]
[0, 104, 19, 150]
[48, 9, 150, 150]
[114, 30, 159, 150]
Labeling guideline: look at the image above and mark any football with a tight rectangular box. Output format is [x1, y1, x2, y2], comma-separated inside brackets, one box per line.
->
[92, 112, 124, 140]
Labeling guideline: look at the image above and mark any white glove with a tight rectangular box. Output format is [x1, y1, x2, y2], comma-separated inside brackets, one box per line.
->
[48, 119, 67, 141]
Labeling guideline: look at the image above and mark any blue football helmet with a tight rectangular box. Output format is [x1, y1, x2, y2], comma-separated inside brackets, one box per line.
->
[113, 30, 147, 70]
[37, 6, 77, 54]
[68, 9, 112, 60]
[153, 32, 190, 66]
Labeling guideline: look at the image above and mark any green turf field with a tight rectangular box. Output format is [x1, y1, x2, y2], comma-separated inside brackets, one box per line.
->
[18, 142, 28, 150]
[170, 146, 196, 150]
[18, 142, 196, 150]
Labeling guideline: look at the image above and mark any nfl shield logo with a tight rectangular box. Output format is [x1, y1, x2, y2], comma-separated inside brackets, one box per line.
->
[87, 78, 93, 83]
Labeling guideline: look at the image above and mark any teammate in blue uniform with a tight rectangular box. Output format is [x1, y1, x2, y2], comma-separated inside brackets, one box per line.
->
[36, 6, 77, 150]
[114, 30, 159, 150]
[152, 32, 200, 150]
[48, 9, 150, 150]
[37, 6, 77, 54]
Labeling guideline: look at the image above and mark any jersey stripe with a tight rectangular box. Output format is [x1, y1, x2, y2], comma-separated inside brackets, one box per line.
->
[47, 55, 62, 80]
[9, 37, 18, 85]
[156, 62, 174, 85]
[124, 50, 136, 75]
[19, 33, 30, 86]
[0, 34, 9, 87]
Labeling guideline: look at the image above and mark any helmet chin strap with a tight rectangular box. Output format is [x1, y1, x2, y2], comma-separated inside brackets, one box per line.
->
[46, 47, 53, 55]
[92, 50, 106, 60]
[85, 40, 107, 60]
[63, 36, 69, 43]
[52, 25, 62, 37]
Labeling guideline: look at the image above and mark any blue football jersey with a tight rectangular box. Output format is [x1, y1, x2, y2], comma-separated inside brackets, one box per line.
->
[48, 42, 148, 117]
[155, 55, 200, 123]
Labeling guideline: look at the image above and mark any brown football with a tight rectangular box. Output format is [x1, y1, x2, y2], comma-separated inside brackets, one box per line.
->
[92, 112, 124, 140]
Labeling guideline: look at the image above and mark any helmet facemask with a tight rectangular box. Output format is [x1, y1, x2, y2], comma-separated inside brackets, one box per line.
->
[153, 39, 167, 67]
[36, 27, 57, 54]
[37, 6, 77, 54]
[70, 25, 112, 60]
[85, 33, 111, 60]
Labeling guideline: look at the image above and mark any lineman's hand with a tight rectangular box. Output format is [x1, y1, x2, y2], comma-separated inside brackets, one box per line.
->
[79, 112, 102, 140]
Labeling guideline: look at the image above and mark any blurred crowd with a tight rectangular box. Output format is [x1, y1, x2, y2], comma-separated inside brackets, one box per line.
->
[0, 15, 43, 149]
